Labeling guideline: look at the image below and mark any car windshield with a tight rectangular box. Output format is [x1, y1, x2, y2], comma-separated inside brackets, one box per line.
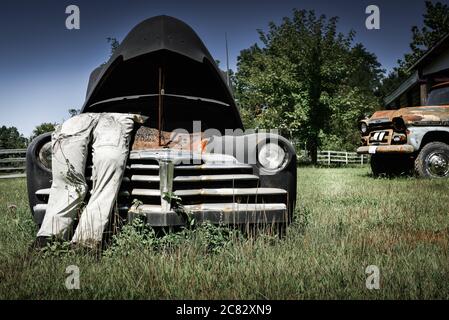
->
[427, 86, 449, 105]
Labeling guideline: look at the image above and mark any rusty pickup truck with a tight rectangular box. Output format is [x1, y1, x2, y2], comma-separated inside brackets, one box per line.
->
[358, 82, 449, 178]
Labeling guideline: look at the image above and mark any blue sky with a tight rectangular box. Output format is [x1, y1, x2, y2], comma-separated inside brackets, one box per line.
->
[0, 0, 443, 136]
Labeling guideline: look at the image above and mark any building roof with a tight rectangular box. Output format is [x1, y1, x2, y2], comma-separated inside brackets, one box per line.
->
[384, 33, 449, 106]
[384, 71, 419, 106]
[407, 33, 449, 72]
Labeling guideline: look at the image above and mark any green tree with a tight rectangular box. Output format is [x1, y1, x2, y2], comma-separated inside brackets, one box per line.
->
[100, 38, 121, 66]
[31, 123, 56, 140]
[107, 37, 120, 58]
[322, 44, 384, 150]
[0, 126, 27, 149]
[68, 108, 81, 117]
[235, 9, 382, 162]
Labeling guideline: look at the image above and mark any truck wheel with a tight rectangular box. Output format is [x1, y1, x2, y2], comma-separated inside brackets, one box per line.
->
[370, 154, 388, 176]
[414, 142, 449, 178]
[370, 154, 412, 177]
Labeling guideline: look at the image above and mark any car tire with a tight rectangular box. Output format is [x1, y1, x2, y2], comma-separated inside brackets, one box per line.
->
[370, 154, 386, 176]
[370, 154, 412, 177]
[414, 142, 449, 178]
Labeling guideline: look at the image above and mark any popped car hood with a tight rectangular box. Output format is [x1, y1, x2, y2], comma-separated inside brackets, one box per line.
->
[81, 15, 243, 129]
[368, 105, 449, 126]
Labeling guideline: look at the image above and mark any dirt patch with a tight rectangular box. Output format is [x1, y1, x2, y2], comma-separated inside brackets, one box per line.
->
[359, 227, 449, 252]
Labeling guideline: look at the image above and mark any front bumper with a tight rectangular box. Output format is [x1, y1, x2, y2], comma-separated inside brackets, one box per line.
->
[129, 203, 288, 227]
[357, 144, 415, 154]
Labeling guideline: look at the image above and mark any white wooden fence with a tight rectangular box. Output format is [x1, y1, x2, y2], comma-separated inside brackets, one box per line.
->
[0, 148, 367, 179]
[0, 149, 26, 179]
[298, 150, 368, 165]
[317, 150, 367, 165]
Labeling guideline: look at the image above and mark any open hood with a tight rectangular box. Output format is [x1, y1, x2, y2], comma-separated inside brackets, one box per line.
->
[81, 15, 243, 129]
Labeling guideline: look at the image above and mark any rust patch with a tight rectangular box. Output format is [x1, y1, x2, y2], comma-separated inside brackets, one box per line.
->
[132, 126, 207, 152]
[397, 106, 449, 124]
[376, 145, 414, 153]
[402, 114, 423, 122]
[371, 110, 395, 119]
[368, 106, 449, 124]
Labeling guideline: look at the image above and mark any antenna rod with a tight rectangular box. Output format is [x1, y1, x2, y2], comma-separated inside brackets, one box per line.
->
[158, 66, 165, 146]
[225, 32, 230, 87]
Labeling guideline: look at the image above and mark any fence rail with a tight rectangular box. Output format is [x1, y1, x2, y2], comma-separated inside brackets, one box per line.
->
[0, 149, 26, 179]
[0, 147, 367, 179]
[299, 150, 368, 165]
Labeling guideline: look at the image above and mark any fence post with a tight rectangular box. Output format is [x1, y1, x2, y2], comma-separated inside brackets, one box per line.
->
[345, 152, 348, 165]
[327, 151, 331, 165]
[361, 155, 364, 165]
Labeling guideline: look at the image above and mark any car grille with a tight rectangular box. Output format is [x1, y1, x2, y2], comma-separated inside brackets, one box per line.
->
[368, 129, 392, 145]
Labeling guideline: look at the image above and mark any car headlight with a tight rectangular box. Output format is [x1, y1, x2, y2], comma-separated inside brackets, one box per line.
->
[360, 122, 368, 134]
[392, 133, 407, 144]
[392, 117, 406, 132]
[258, 142, 288, 171]
[38, 141, 52, 170]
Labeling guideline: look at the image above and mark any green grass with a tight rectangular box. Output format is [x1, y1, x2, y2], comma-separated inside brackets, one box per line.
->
[1, 167, 449, 299]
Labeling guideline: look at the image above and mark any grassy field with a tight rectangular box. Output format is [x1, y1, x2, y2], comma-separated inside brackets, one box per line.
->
[1, 167, 449, 299]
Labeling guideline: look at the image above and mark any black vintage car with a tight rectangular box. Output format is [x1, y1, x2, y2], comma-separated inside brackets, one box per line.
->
[26, 16, 296, 230]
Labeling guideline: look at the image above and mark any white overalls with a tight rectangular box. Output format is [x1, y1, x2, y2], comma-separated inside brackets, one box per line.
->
[37, 113, 142, 247]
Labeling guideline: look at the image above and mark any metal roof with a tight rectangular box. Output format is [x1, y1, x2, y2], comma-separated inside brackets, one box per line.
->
[384, 71, 419, 106]
[384, 33, 449, 106]
[407, 33, 449, 72]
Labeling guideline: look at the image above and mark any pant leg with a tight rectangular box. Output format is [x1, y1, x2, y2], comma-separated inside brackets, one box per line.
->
[37, 113, 99, 239]
[71, 113, 135, 245]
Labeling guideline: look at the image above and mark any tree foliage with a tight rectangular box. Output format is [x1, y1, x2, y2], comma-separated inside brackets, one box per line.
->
[68, 108, 81, 117]
[107, 37, 120, 57]
[0, 126, 27, 149]
[31, 123, 56, 140]
[235, 9, 383, 161]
